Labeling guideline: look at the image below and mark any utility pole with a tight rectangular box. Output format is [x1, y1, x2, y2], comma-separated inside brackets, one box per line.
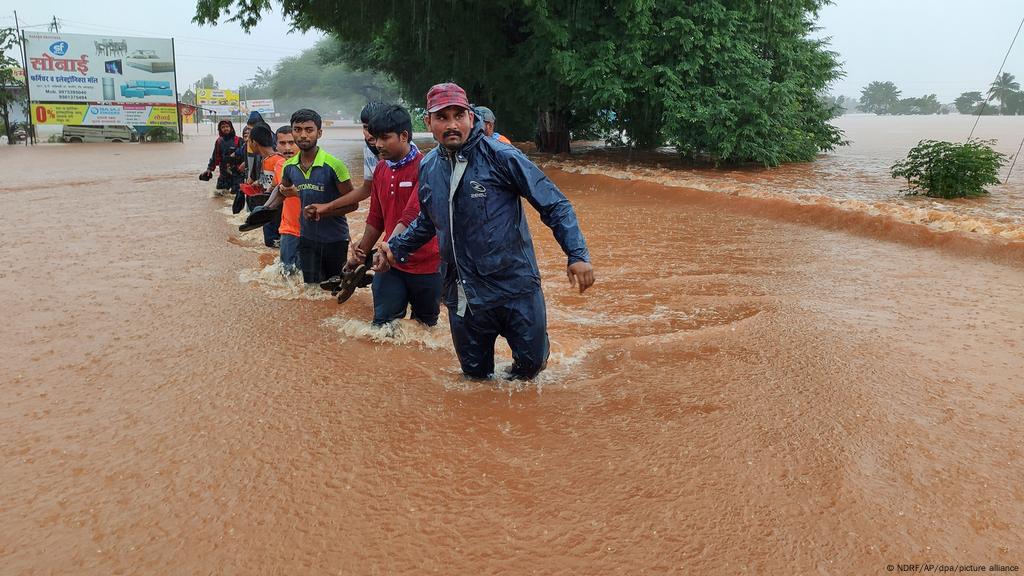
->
[13, 10, 31, 146]
[48, 16, 59, 33]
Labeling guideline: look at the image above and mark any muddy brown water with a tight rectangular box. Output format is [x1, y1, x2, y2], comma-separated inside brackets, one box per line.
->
[555, 114, 1024, 243]
[1, 123, 1021, 574]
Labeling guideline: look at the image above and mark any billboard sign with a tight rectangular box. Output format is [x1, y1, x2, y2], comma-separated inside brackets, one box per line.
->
[197, 88, 240, 116]
[241, 99, 275, 114]
[25, 31, 176, 105]
[31, 103, 178, 126]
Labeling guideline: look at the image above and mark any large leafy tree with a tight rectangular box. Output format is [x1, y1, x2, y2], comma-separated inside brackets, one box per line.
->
[195, 73, 219, 90]
[1, 28, 27, 145]
[895, 94, 941, 115]
[239, 66, 274, 100]
[954, 91, 983, 115]
[267, 39, 400, 118]
[987, 72, 1020, 115]
[194, 0, 844, 164]
[859, 81, 901, 115]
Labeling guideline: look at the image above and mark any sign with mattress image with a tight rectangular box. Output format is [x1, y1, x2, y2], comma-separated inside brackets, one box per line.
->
[24, 31, 177, 106]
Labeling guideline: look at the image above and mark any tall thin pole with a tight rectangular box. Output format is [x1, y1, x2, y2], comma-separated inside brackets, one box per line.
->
[14, 12, 34, 146]
[171, 37, 182, 143]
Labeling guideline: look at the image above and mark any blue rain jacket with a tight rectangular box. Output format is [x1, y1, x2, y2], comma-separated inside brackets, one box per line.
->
[389, 114, 590, 312]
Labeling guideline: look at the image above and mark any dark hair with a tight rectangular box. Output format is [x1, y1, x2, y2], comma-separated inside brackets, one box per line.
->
[360, 101, 387, 125]
[368, 104, 413, 142]
[250, 123, 274, 147]
[275, 125, 293, 135]
[291, 108, 322, 129]
[246, 111, 266, 126]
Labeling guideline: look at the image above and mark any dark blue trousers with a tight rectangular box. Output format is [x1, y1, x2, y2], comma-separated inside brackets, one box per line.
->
[372, 268, 442, 326]
[298, 238, 347, 284]
[448, 289, 550, 380]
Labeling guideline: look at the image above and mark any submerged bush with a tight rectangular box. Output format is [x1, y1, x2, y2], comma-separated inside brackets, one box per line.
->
[890, 139, 1006, 198]
[145, 126, 179, 142]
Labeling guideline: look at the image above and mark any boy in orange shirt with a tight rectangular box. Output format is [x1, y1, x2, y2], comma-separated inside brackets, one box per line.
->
[247, 125, 300, 274]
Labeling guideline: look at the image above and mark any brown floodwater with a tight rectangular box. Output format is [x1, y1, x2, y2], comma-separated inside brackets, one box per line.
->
[1, 123, 1021, 574]
[552, 114, 1024, 243]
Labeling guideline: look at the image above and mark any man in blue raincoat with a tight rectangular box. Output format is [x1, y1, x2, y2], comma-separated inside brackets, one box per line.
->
[377, 82, 595, 380]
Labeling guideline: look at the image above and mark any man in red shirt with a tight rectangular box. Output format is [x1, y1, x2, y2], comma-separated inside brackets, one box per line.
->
[347, 104, 441, 326]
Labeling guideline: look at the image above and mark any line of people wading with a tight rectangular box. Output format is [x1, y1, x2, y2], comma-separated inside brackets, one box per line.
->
[201, 82, 595, 380]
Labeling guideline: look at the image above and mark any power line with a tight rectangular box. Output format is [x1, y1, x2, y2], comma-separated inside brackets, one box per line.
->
[1004, 135, 1024, 184]
[57, 17, 315, 54]
[177, 53, 300, 63]
[969, 13, 1024, 140]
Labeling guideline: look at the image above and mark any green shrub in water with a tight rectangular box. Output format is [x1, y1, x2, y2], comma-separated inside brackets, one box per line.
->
[890, 139, 1006, 198]
[145, 126, 179, 142]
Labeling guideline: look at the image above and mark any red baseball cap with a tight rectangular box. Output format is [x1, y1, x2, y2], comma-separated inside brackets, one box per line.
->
[426, 82, 471, 113]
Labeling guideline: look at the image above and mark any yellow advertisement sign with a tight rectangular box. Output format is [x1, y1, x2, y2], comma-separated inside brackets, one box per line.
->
[146, 106, 178, 125]
[32, 103, 88, 125]
[196, 88, 240, 115]
[32, 103, 178, 126]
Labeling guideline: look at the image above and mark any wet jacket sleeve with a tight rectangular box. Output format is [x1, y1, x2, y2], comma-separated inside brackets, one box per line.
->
[504, 151, 591, 265]
[399, 182, 422, 227]
[388, 183, 436, 263]
[224, 138, 246, 172]
[208, 138, 221, 171]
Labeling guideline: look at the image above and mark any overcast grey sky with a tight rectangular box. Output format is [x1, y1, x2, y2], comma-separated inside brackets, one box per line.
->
[1, 1, 323, 91]
[4, 1, 1024, 103]
[815, 0, 1024, 102]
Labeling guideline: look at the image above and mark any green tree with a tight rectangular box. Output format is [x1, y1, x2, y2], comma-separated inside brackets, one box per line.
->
[891, 139, 1005, 199]
[1002, 89, 1024, 115]
[859, 81, 901, 114]
[954, 91, 983, 115]
[987, 72, 1019, 115]
[195, 73, 218, 90]
[821, 95, 857, 115]
[0, 28, 27, 144]
[267, 39, 400, 119]
[194, 0, 845, 164]
[894, 94, 941, 115]
[239, 66, 274, 100]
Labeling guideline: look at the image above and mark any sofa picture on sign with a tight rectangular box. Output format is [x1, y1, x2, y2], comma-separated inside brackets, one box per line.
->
[120, 80, 172, 99]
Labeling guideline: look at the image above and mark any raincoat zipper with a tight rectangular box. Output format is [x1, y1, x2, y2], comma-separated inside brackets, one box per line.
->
[448, 152, 471, 317]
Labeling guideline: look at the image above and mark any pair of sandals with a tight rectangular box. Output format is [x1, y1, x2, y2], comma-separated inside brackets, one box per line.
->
[320, 248, 376, 304]
[238, 196, 276, 232]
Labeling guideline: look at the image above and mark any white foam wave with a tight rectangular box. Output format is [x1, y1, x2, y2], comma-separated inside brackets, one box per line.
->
[322, 315, 452, 350]
[238, 261, 333, 300]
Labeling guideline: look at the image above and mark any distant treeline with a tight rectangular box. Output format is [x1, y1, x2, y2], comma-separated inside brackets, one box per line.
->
[832, 74, 1024, 117]
[184, 39, 400, 121]
[854, 82, 949, 115]
[954, 73, 1023, 115]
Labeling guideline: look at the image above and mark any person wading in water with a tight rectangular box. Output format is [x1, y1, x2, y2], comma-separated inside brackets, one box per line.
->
[378, 83, 595, 380]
